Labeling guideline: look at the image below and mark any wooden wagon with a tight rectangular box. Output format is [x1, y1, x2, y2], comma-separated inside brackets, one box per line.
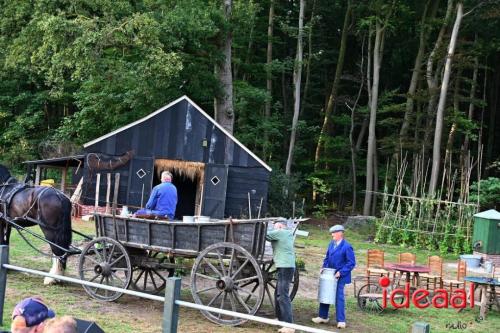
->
[78, 213, 300, 325]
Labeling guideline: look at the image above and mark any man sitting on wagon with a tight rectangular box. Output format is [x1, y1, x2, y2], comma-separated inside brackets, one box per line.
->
[135, 171, 177, 220]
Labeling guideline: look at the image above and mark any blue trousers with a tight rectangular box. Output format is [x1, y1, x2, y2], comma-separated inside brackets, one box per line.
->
[275, 268, 294, 323]
[318, 281, 345, 322]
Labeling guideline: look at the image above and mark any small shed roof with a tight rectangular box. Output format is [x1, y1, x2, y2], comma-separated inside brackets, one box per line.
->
[23, 155, 85, 167]
[83, 96, 272, 171]
[474, 209, 500, 220]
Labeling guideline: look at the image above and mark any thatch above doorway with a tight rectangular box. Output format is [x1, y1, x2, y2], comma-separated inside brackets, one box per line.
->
[154, 159, 204, 181]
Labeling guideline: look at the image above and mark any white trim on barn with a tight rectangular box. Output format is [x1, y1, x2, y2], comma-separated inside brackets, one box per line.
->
[83, 95, 272, 172]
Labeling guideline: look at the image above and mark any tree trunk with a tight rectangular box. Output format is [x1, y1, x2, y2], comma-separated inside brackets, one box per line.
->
[285, 0, 305, 176]
[313, 0, 352, 171]
[300, 0, 317, 116]
[214, 0, 234, 137]
[363, 22, 384, 215]
[428, 2, 463, 196]
[399, 0, 439, 144]
[349, 35, 366, 213]
[446, 67, 462, 155]
[423, 0, 454, 161]
[463, 46, 478, 153]
[263, 0, 275, 160]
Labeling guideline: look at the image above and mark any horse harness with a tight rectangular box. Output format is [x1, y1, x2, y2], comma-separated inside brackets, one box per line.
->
[0, 180, 28, 218]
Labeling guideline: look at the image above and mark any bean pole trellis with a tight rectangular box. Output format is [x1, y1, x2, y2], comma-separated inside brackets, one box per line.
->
[374, 151, 481, 254]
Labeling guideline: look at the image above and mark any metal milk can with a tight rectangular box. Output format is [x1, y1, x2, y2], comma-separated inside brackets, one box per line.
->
[317, 268, 337, 305]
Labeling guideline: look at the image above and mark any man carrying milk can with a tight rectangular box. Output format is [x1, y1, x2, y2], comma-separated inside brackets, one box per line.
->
[312, 225, 356, 329]
[266, 221, 296, 333]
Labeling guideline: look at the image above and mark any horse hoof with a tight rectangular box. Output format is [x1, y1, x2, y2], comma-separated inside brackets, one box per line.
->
[44, 277, 58, 285]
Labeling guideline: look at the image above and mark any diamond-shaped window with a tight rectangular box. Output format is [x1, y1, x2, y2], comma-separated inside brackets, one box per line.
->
[211, 176, 220, 186]
[136, 168, 147, 179]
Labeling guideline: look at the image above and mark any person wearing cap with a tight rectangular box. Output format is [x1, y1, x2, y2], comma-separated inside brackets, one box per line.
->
[266, 221, 296, 333]
[312, 224, 356, 329]
[11, 297, 55, 333]
[135, 170, 177, 219]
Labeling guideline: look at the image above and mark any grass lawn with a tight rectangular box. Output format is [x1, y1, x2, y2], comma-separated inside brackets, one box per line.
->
[0, 219, 498, 333]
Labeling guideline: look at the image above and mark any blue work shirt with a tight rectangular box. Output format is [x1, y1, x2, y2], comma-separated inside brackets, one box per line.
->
[145, 182, 177, 219]
[322, 239, 356, 284]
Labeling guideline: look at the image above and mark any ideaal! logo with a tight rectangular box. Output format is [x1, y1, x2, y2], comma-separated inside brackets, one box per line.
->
[378, 276, 474, 309]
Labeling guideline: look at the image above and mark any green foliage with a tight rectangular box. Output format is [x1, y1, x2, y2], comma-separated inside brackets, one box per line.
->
[470, 177, 500, 210]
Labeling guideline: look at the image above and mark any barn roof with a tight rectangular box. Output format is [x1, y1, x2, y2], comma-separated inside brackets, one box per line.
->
[83, 95, 272, 171]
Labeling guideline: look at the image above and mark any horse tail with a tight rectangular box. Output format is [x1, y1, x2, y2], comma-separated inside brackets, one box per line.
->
[57, 195, 73, 269]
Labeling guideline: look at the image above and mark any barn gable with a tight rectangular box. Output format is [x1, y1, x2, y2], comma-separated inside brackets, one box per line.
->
[84, 96, 271, 171]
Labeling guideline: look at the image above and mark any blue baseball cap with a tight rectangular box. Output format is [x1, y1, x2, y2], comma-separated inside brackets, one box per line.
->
[12, 297, 55, 327]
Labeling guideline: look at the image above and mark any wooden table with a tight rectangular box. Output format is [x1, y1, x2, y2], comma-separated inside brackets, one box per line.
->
[464, 276, 500, 320]
[386, 263, 430, 287]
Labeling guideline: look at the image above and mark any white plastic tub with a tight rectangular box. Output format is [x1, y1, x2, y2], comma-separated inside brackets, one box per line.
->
[459, 254, 482, 268]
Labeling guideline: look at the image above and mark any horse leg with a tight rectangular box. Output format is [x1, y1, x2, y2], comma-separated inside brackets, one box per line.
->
[44, 257, 65, 285]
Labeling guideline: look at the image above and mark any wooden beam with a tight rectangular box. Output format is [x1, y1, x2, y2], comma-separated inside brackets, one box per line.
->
[95, 173, 101, 212]
[113, 173, 120, 214]
[105, 173, 111, 214]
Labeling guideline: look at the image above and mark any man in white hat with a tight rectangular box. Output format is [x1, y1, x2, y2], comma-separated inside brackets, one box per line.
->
[312, 224, 355, 329]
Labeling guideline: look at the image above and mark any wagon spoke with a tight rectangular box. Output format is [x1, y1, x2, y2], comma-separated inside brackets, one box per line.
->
[99, 241, 107, 262]
[228, 292, 237, 313]
[215, 250, 227, 277]
[235, 275, 259, 284]
[109, 254, 126, 267]
[94, 275, 105, 293]
[111, 267, 129, 272]
[107, 244, 116, 263]
[202, 258, 223, 278]
[105, 277, 110, 297]
[143, 270, 149, 291]
[152, 269, 166, 283]
[268, 280, 276, 289]
[228, 248, 235, 276]
[218, 292, 228, 319]
[207, 290, 223, 307]
[88, 273, 100, 283]
[149, 270, 159, 290]
[240, 283, 259, 303]
[111, 271, 126, 285]
[195, 272, 219, 281]
[265, 285, 275, 309]
[85, 256, 100, 266]
[196, 286, 218, 294]
[134, 269, 145, 285]
[236, 286, 259, 300]
[239, 279, 258, 289]
[234, 291, 251, 313]
[231, 258, 249, 279]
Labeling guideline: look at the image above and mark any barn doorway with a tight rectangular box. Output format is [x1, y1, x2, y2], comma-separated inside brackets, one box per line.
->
[153, 159, 205, 219]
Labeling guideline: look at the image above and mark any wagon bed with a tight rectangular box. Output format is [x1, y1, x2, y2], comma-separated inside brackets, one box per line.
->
[94, 213, 269, 259]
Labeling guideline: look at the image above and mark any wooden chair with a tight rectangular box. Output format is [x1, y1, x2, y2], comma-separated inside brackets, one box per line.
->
[397, 252, 416, 265]
[366, 249, 390, 282]
[443, 260, 467, 292]
[395, 252, 417, 284]
[420, 255, 443, 290]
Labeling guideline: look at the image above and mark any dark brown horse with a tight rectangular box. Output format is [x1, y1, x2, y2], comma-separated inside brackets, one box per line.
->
[0, 164, 72, 284]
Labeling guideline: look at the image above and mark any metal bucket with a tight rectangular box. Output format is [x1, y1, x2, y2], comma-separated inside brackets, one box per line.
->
[317, 268, 337, 305]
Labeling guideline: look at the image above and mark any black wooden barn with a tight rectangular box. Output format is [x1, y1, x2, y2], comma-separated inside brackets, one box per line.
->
[81, 96, 271, 219]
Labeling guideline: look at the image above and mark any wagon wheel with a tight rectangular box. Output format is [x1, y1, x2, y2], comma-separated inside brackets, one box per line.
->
[191, 242, 265, 326]
[261, 261, 299, 311]
[79, 237, 132, 301]
[130, 251, 171, 295]
[357, 283, 384, 313]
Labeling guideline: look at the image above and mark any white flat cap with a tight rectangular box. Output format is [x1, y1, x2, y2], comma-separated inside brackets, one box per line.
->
[329, 225, 345, 233]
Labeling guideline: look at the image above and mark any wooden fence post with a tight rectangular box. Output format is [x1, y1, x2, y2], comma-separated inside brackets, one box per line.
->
[0, 245, 9, 326]
[162, 277, 181, 333]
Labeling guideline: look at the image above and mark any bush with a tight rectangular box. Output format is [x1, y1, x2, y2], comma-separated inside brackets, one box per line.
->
[469, 177, 500, 210]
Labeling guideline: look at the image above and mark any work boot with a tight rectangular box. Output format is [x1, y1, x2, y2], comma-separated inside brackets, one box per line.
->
[337, 322, 346, 329]
[311, 317, 329, 324]
[278, 327, 295, 333]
